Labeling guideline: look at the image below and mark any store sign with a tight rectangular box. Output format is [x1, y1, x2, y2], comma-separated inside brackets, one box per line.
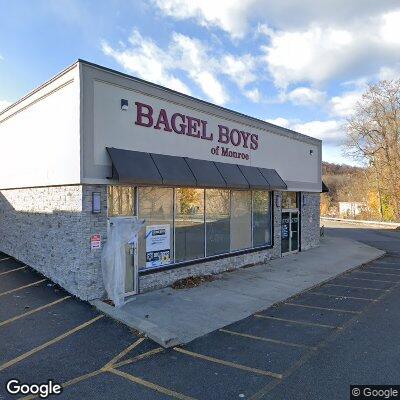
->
[90, 234, 101, 250]
[134, 101, 259, 161]
[281, 218, 289, 239]
[145, 224, 171, 268]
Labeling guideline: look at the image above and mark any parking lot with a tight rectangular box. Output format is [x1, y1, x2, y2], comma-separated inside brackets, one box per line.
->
[1, 227, 400, 399]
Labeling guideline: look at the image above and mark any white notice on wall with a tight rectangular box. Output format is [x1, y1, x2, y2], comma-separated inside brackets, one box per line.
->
[90, 234, 101, 250]
[145, 225, 171, 268]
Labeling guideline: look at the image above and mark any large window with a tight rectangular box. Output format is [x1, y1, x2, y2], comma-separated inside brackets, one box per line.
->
[175, 188, 205, 262]
[111, 186, 273, 270]
[138, 187, 174, 270]
[108, 186, 135, 216]
[253, 191, 272, 246]
[206, 189, 230, 256]
[230, 191, 252, 251]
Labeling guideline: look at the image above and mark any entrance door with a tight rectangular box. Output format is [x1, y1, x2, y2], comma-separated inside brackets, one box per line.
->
[281, 211, 299, 254]
[124, 242, 139, 297]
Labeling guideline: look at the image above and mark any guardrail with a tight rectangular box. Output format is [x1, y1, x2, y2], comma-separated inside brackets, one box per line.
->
[320, 216, 400, 229]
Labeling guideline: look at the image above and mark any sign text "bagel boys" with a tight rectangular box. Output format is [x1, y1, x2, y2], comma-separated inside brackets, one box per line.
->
[134, 101, 259, 160]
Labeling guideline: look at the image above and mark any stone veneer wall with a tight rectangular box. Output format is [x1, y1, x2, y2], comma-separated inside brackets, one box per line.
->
[0, 185, 107, 300]
[300, 192, 321, 251]
[0, 187, 320, 299]
[140, 192, 282, 292]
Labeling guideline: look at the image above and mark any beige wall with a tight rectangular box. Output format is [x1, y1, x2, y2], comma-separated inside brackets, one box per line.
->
[81, 63, 322, 192]
[0, 65, 81, 189]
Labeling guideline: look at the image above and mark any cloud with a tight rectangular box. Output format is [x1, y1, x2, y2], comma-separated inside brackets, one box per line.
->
[261, 10, 400, 88]
[266, 116, 345, 144]
[103, 29, 263, 105]
[0, 100, 11, 112]
[265, 117, 291, 128]
[221, 54, 258, 88]
[101, 31, 192, 95]
[292, 120, 345, 143]
[152, 0, 257, 39]
[282, 87, 326, 106]
[152, 0, 399, 39]
[244, 88, 261, 102]
[170, 33, 229, 104]
[378, 65, 400, 80]
[329, 91, 362, 118]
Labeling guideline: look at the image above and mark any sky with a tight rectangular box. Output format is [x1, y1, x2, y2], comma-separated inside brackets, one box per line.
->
[1, 0, 400, 165]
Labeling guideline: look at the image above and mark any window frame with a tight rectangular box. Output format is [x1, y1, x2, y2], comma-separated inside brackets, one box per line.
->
[133, 186, 274, 275]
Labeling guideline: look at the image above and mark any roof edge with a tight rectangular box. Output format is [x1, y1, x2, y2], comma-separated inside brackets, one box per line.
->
[78, 59, 322, 146]
[0, 60, 79, 118]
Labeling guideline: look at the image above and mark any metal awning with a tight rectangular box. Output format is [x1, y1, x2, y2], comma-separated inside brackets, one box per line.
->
[237, 165, 270, 189]
[184, 157, 226, 188]
[107, 147, 287, 190]
[258, 168, 287, 190]
[214, 162, 249, 189]
[151, 153, 196, 187]
[106, 147, 162, 185]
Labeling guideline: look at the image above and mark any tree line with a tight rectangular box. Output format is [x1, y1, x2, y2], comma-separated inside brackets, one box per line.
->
[322, 80, 400, 222]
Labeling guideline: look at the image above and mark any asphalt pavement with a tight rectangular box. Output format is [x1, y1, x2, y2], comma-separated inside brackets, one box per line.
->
[0, 222, 399, 399]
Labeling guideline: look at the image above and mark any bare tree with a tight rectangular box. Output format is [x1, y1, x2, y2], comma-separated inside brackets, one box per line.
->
[345, 80, 400, 220]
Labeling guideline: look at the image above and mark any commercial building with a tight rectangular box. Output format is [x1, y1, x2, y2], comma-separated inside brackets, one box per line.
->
[0, 60, 322, 301]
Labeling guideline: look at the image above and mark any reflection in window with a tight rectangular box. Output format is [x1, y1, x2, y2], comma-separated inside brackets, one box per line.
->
[252, 191, 272, 246]
[138, 187, 174, 269]
[175, 188, 205, 262]
[206, 189, 230, 256]
[107, 186, 135, 216]
[230, 191, 252, 251]
[282, 192, 298, 209]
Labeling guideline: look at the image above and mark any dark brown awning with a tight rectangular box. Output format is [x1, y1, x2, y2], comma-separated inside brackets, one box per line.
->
[237, 165, 270, 189]
[107, 147, 287, 190]
[184, 157, 226, 188]
[258, 168, 287, 190]
[106, 148, 162, 185]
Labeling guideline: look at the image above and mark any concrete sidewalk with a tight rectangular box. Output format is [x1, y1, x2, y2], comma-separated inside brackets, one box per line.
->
[92, 236, 384, 347]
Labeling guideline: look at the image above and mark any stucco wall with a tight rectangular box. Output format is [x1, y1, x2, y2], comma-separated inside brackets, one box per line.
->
[0, 185, 107, 300]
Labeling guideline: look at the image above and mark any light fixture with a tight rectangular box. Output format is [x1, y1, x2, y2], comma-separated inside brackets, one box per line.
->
[309, 149, 314, 155]
[92, 192, 101, 214]
[121, 99, 129, 111]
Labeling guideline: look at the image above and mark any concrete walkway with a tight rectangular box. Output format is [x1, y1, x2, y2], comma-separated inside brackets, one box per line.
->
[92, 236, 384, 347]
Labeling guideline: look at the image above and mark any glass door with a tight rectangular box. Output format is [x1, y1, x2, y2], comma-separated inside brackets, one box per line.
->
[281, 211, 299, 254]
[281, 212, 290, 253]
[290, 212, 299, 252]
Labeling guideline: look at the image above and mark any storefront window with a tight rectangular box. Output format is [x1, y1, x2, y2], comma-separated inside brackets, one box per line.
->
[107, 186, 135, 216]
[252, 191, 272, 246]
[138, 187, 174, 270]
[205, 189, 230, 256]
[175, 188, 205, 262]
[230, 190, 252, 251]
[282, 191, 298, 209]
[130, 186, 273, 270]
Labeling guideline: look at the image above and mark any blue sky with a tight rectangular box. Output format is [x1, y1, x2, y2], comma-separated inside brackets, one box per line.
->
[1, 0, 400, 165]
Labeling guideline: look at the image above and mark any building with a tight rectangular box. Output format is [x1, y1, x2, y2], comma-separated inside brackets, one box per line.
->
[0, 60, 322, 302]
[339, 201, 366, 218]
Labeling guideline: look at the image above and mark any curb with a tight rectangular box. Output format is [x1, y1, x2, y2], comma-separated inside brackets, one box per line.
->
[321, 217, 400, 229]
[90, 299, 180, 348]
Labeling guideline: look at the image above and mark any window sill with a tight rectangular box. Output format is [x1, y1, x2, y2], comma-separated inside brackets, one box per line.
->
[139, 244, 274, 276]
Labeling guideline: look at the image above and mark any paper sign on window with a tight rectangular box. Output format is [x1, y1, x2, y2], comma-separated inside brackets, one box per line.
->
[145, 224, 171, 268]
